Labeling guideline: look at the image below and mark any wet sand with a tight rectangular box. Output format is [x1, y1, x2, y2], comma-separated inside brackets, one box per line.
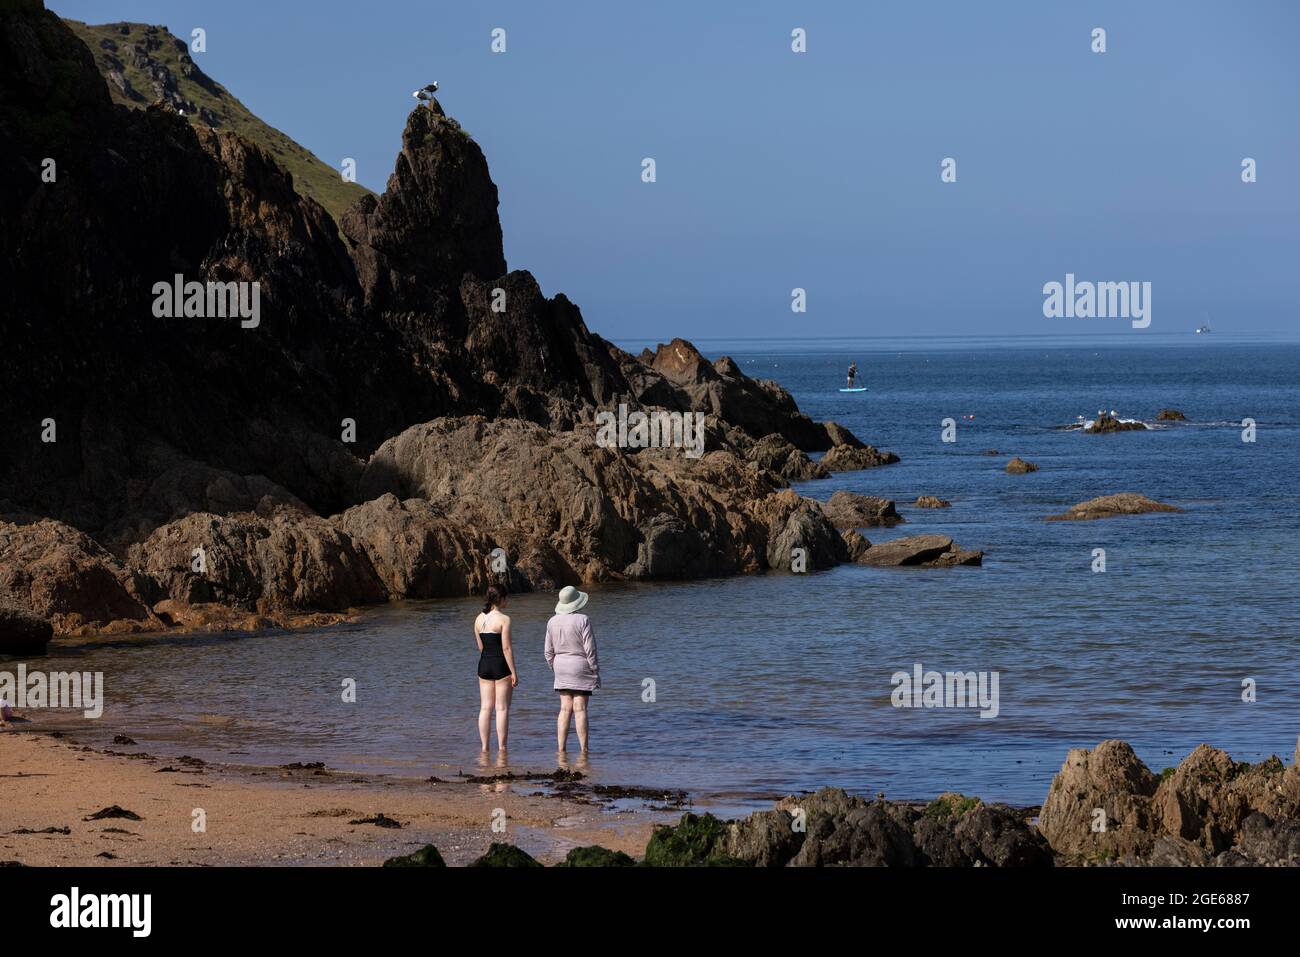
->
[0, 721, 665, 867]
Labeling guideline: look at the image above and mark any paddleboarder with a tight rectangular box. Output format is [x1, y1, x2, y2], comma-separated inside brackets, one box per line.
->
[846, 361, 858, 390]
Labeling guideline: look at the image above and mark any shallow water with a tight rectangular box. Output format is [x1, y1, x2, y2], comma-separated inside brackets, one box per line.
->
[17, 335, 1300, 814]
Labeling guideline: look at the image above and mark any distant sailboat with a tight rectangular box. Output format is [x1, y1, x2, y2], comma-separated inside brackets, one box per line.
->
[1196, 311, 1211, 334]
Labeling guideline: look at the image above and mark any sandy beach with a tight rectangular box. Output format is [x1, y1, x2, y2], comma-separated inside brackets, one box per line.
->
[0, 722, 664, 867]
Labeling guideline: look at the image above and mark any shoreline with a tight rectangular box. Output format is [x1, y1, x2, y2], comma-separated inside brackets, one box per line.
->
[0, 722, 672, 867]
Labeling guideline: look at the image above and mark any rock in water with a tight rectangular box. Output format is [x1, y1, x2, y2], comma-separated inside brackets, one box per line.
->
[820, 444, 900, 472]
[383, 844, 447, 867]
[1005, 457, 1039, 474]
[913, 495, 951, 508]
[1045, 493, 1182, 521]
[469, 843, 543, 868]
[852, 535, 982, 567]
[1085, 414, 1147, 433]
[819, 491, 903, 529]
[1156, 408, 1187, 421]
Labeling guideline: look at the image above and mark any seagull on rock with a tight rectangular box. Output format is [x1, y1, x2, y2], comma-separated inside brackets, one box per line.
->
[412, 82, 439, 105]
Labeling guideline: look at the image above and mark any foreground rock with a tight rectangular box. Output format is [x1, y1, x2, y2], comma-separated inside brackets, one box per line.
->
[645, 738, 1300, 867]
[383, 844, 447, 867]
[558, 846, 637, 867]
[1045, 493, 1182, 521]
[470, 842, 543, 868]
[1039, 739, 1300, 864]
[650, 790, 1051, 867]
[1005, 457, 1038, 474]
[851, 534, 982, 567]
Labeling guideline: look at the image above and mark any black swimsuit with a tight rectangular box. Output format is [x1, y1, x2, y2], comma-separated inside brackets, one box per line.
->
[477, 632, 512, 680]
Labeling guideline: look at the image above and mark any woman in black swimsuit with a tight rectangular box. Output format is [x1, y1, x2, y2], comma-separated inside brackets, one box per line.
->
[474, 585, 518, 753]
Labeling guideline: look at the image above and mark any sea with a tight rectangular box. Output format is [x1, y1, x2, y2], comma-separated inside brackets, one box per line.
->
[19, 333, 1300, 814]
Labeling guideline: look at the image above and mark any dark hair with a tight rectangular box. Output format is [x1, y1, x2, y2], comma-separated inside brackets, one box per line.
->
[483, 584, 507, 614]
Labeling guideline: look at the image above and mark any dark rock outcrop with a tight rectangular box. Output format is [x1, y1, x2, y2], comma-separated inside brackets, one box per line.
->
[0, 3, 896, 635]
[0, 604, 54, 655]
[1005, 457, 1038, 474]
[1156, 408, 1186, 421]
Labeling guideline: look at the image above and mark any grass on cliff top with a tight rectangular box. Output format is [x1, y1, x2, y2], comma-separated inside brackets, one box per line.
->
[63, 19, 372, 224]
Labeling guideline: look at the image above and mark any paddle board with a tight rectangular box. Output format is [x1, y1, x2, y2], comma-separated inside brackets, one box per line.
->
[839, 387, 868, 393]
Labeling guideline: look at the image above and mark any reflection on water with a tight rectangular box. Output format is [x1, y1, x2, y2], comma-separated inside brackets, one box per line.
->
[14, 342, 1300, 813]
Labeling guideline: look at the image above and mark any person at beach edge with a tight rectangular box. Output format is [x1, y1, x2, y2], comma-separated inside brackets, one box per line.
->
[474, 584, 517, 753]
[544, 586, 601, 753]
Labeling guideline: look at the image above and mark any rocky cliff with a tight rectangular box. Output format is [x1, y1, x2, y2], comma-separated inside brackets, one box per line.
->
[0, 2, 920, 638]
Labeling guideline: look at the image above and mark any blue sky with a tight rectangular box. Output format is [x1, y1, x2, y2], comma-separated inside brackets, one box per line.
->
[51, 0, 1300, 339]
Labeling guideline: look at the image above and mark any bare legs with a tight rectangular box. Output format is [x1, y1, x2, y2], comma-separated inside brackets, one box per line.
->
[478, 678, 493, 752]
[495, 678, 512, 751]
[556, 692, 590, 753]
[478, 677, 512, 752]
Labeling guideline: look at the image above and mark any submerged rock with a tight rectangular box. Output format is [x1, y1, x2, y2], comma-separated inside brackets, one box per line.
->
[1156, 408, 1187, 421]
[1005, 457, 1038, 474]
[913, 495, 951, 508]
[1045, 493, 1182, 521]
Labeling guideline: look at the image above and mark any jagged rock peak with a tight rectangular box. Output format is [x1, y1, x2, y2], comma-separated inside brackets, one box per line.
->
[340, 102, 506, 311]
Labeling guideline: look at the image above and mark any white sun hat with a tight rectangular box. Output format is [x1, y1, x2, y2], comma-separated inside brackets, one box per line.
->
[554, 585, 589, 614]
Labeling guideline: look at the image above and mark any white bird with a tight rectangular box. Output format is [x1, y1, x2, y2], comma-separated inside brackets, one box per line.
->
[412, 82, 439, 101]
[1110, 409, 1117, 416]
